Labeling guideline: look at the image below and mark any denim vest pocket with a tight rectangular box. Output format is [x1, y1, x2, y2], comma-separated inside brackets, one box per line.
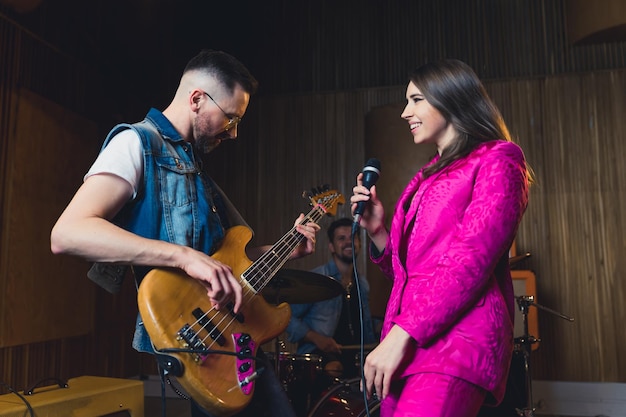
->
[155, 156, 197, 207]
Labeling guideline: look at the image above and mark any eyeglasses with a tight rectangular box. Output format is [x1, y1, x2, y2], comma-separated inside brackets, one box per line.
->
[203, 91, 241, 131]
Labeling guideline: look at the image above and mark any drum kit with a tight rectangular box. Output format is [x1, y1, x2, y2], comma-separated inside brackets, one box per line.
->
[262, 269, 379, 417]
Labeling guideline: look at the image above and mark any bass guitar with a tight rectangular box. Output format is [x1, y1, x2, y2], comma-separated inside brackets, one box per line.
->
[137, 188, 344, 416]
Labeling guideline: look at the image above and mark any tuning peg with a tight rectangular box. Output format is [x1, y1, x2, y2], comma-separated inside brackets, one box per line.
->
[322, 184, 330, 191]
[302, 190, 313, 199]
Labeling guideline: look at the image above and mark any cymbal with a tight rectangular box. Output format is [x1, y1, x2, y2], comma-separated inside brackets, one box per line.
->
[262, 269, 343, 304]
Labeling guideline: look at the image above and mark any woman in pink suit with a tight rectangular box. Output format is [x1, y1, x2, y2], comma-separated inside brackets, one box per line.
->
[351, 59, 531, 417]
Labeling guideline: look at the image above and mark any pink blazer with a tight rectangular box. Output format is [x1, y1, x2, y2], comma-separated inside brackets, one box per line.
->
[372, 140, 529, 404]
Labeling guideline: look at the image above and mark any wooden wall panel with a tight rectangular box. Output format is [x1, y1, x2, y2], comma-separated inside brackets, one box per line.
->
[0, 88, 97, 347]
[484, 72, 626, 381]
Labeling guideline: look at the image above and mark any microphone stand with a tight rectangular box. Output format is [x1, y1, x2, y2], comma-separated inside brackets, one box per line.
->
[514, 295, 574, 417]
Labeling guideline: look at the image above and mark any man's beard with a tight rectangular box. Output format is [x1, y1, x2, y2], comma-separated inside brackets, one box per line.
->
[195, 136, 221, 154]
[192, 117, 224, 154]
[336, 253, 354, 264]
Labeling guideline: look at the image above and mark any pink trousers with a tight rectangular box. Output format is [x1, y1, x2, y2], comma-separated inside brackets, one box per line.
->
[380, 372, 487, 417]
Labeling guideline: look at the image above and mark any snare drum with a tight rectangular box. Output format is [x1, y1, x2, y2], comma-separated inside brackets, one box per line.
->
[307, 378, 380, 417]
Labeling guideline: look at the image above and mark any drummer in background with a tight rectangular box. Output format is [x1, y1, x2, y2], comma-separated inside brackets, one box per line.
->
[286, 217, 377, 380]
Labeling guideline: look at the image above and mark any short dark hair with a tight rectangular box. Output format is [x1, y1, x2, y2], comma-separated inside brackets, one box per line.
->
[184, 49, 258, 95]
[327, 217, 355, 241]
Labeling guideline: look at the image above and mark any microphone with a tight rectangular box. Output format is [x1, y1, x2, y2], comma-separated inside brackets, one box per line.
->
[353, 158, 381, 224]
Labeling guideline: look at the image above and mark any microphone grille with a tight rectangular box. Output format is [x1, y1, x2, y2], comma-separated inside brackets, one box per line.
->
[364, 158, 381, 171]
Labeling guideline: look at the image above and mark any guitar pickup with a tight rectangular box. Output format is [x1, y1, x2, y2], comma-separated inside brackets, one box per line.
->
[192, 308, 226, 346]
[227, 302, 245, 323]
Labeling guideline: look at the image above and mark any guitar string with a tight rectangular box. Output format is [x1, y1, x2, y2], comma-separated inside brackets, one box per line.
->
[188, 195, 337, 352]
[193, 224, 306, 351]
[195, 204, 328, 350]
[191, 207, 324, 352]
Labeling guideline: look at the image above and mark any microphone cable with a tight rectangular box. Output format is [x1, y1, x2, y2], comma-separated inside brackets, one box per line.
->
[350, 223, 374, 417]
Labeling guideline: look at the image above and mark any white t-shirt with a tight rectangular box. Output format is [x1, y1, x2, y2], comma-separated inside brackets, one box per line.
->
[86, 127, 249, 230]
[85, 129, 143, 199]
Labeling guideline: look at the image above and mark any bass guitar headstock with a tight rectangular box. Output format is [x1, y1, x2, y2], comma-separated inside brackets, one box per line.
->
[304, 185, 345, 217]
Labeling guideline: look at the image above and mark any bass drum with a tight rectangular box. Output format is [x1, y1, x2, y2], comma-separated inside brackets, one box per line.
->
[307, 378, 380, 417]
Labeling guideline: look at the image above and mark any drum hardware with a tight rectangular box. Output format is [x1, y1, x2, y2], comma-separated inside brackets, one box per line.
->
[307, 377, 380, 417]
[265, 350, 323, 417]
[514, 295, 574, 417]
[272, 338, 288, 377]
[342, 343, 377, 381]
[509, 252, 531, 267]
[264, 269, 342, 378]
[265, 351, 322, 389]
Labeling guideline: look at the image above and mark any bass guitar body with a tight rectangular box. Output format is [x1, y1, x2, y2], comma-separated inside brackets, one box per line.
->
[138, 225, 291, 416]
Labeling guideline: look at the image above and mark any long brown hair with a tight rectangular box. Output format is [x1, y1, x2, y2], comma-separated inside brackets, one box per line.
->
[410, 60, 517, 178]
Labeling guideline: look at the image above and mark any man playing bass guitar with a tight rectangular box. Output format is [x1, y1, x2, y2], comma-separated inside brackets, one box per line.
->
[51, 49, 319, 417]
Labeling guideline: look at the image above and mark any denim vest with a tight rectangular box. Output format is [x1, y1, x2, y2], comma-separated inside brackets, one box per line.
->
[101, 108, 232, 352]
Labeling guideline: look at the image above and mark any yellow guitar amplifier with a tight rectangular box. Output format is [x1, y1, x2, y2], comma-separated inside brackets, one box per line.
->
[0, 376, 144, 417]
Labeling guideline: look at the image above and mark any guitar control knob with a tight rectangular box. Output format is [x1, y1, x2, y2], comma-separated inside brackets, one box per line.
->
[239, 362, 251, 373]
[237, 333, 251, 346]
[238, 347, 252, 358]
